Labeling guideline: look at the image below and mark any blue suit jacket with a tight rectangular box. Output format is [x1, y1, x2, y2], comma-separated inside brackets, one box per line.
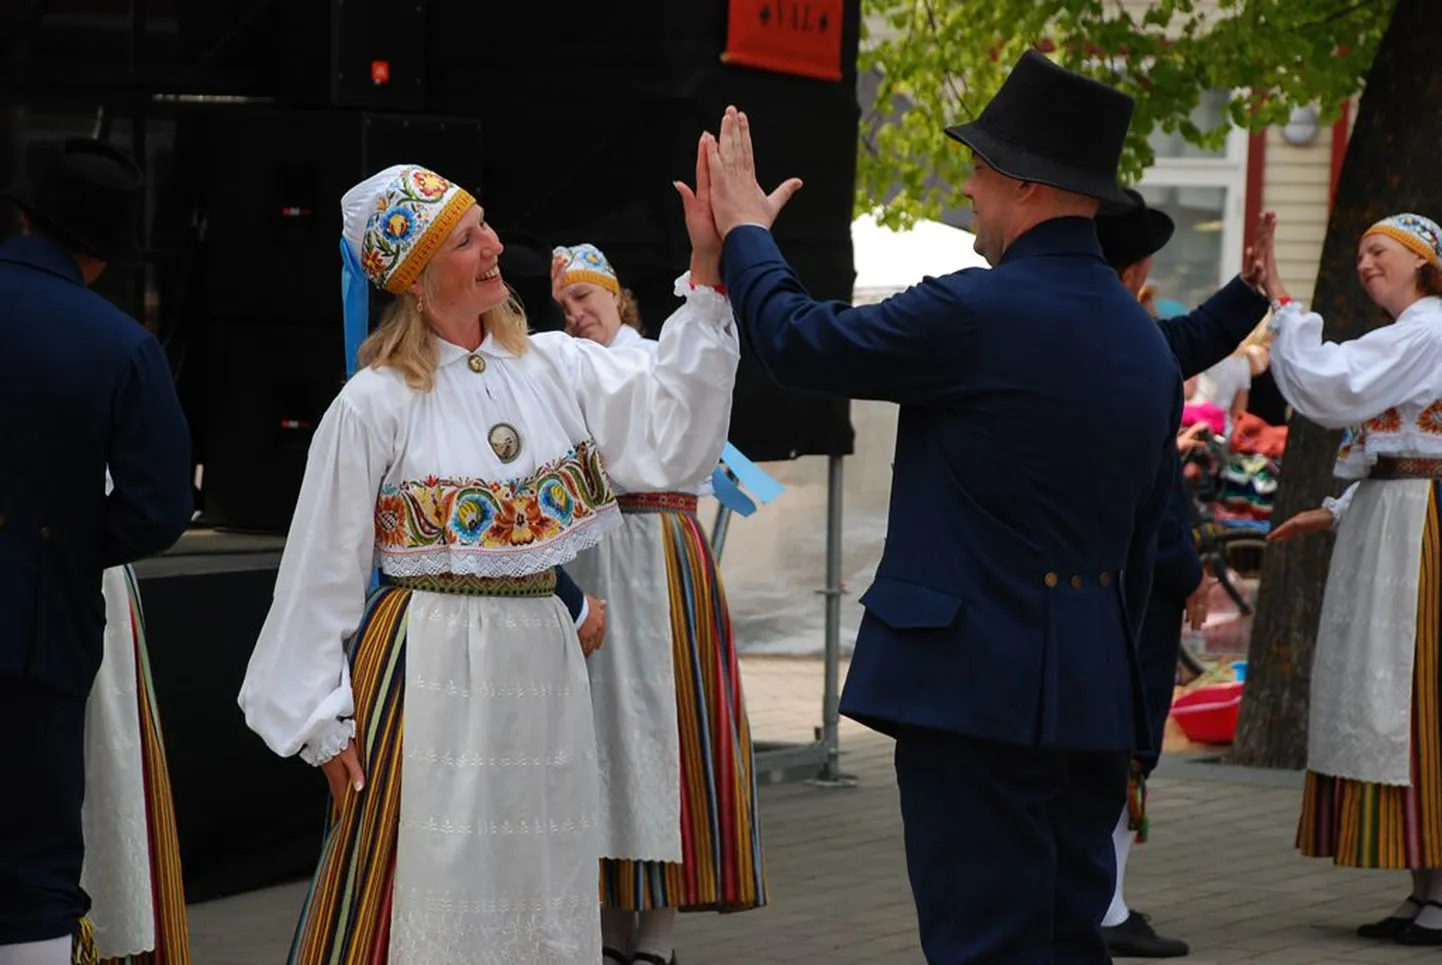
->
[0, 236, 193, 696]
[1151, 279, 1270, 603]
[723, 218, 1182, 752]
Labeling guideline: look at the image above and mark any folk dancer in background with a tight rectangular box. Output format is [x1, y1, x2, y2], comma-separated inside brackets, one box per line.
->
[77, 515, 191, 965]
[1093, 192, 1275, 958]
[1263, 213, 1442, 946]
[238, 158, 738, 963]
[0, 138, 193, 965]
[702, 50, 1182, 964]
[552, 232, 767, 965]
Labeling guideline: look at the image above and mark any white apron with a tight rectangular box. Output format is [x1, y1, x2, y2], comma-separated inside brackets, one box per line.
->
[79, 565, 156, 958]
[568, 512, 683, 862]
[1308, 478, 1431, 785]
[390, 591, 601, 964]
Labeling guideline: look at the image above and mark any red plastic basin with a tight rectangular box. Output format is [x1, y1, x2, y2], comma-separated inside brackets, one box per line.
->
[1171, 681, 1244, 745]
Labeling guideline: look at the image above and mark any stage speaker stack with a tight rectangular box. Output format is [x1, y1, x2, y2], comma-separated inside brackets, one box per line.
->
[167, 0, 861, 532]
[424, 0, 862, 461]
[169, 109, 484, 532]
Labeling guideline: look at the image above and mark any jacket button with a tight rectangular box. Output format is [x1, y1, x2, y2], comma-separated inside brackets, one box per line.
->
[1070, 575, 1083, 590]
[1044, 571, 1058, 588]
[1099, 571, 1113, 587]
[39, 525, 51, 539]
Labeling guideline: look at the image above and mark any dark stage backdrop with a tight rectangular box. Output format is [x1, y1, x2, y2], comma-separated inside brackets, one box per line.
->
[4, 0, 863, 900]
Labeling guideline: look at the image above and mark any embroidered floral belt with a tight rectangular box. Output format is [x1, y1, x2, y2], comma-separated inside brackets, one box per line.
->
[1369, 457, 1442, 480]
[616, 492, 699, 515]
[382, 571, 558, 598]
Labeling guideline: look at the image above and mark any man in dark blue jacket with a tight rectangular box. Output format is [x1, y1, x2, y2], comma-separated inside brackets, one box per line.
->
[0, 138, 193, 963]
[1093, 191, 1273, 958]
[706, 51, 1182, 964]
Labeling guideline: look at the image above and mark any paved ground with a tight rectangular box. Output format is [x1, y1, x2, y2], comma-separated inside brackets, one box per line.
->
[182, 656, 1438, 964]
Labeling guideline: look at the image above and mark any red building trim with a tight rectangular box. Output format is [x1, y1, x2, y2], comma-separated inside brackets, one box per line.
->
[1243, 131, 1267, 253]
[1330, 100, 1351, 211]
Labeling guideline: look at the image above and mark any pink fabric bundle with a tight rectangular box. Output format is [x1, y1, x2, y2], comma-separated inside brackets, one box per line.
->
[1181, 402, 1226, 436]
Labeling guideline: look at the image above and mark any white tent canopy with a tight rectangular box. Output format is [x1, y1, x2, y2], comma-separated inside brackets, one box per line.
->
[850, 212, 989, 302]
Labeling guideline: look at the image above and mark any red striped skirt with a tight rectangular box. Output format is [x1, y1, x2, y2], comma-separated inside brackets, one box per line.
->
[1296, 481, 1442, 869]
[598, 507, 767, 913]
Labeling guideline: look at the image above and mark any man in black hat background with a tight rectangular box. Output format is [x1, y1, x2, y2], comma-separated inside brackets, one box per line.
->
[0, 137, 192, 964]
[1093, 193, 1274, 959]
[701, 51, 1181, 963]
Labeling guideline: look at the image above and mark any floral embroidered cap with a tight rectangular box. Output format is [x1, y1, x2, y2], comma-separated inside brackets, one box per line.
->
[553, 242, 620, 295]
[1365, 213, 1442, 269]
[341, 164, 477, 294]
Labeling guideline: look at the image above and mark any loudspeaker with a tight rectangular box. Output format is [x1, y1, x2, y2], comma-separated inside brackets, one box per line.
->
[443, 0, 861, 460]
[160, 107, 484, 531]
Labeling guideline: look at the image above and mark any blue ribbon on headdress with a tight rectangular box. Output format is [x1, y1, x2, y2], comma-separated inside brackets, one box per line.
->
[340, 236, 370, 379]
[710, 442, 784, 516]
[340, 235, 383, 592]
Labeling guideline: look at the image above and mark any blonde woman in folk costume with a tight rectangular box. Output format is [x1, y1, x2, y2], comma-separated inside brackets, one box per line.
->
[237, 145, 741, 964]
[553, 231, 766, 965]
[1263, 213, 1442, 945]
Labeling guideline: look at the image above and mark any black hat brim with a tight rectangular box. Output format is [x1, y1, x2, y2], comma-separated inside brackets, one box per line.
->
[946, 122, 1136, 213]
[3, 187, 146, 267]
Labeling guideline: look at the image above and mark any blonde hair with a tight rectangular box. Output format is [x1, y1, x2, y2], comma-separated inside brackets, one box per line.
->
[356, 263, 530, 392]
[618, 288, 643, 332]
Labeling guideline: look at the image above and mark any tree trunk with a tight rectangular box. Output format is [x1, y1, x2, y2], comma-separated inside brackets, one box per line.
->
[1230, 0, 1442, 768]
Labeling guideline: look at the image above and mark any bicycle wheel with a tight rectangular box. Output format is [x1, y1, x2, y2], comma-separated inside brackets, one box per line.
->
[1177, 633, 1210, 677]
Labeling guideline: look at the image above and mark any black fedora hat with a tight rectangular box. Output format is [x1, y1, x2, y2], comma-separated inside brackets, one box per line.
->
[3, 137, 145, 266]
[1095, 188, 1175, 269]
[947, 49, 1136, 210]
[497, 228, 566, 333]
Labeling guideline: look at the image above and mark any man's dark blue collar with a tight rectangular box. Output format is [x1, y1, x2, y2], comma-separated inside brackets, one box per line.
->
[999, 216, 1106, 266]
[0, 235, 85, 285]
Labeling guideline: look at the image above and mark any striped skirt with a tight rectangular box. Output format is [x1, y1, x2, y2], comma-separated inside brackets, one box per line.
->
[74, 566, 190, 965]
[598, 501, 767, 913]
[1296, 482, 1442, 869]
[287, 573, 601, 964]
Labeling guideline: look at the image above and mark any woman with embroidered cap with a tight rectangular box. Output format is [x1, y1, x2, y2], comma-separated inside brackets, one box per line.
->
[237, 142, 745, 964]
[1261, 212, 1442, 944]
[551, 232, 766, 965]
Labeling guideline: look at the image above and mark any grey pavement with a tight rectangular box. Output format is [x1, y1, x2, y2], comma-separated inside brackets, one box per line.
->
[187, 656, 1431, 964]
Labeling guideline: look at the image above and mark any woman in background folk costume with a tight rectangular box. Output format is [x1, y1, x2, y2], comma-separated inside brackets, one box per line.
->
[1263, 213, 1442, 945]
[550, 237, 767, 965]
[237, 150, 739, 964]
[72, 555, 190, 965]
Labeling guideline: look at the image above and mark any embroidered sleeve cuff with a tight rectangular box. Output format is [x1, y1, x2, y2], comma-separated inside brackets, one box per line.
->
[674, 271, 735, 335]
[299, 717, 356, 767]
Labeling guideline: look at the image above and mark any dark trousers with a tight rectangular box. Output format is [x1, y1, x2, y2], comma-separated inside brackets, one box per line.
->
[0, 675, 89, 945]
[1135, 594, 1185, 776]
[894, 726, 1130, 965]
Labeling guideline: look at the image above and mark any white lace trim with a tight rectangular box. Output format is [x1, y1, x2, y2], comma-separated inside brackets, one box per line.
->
[300, 717, 355, 767]
[378, 502, 622, 578]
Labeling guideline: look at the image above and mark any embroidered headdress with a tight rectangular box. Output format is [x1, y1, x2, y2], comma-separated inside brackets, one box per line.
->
[1365, 213, 1442, 269]
[341, 165, 477, 294]
[553, 243, 620, 295]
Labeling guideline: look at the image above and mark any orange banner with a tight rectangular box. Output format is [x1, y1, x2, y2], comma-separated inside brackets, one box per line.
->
[723, 0, 845, 83]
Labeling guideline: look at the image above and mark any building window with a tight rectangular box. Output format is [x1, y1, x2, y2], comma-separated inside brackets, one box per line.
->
[1138, 92, 1249, 313]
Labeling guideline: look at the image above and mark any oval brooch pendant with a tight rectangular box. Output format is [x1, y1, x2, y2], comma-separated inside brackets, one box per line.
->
[488, 422, 522, 463]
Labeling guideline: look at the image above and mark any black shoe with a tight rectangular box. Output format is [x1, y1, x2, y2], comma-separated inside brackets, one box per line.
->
[1357, 903, 1419, 939]
[1101, 911, 1190, 958]
[1396, 900, 1442, 946]
[603, 948, 630, 965]
[630, 954, 675, 965]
